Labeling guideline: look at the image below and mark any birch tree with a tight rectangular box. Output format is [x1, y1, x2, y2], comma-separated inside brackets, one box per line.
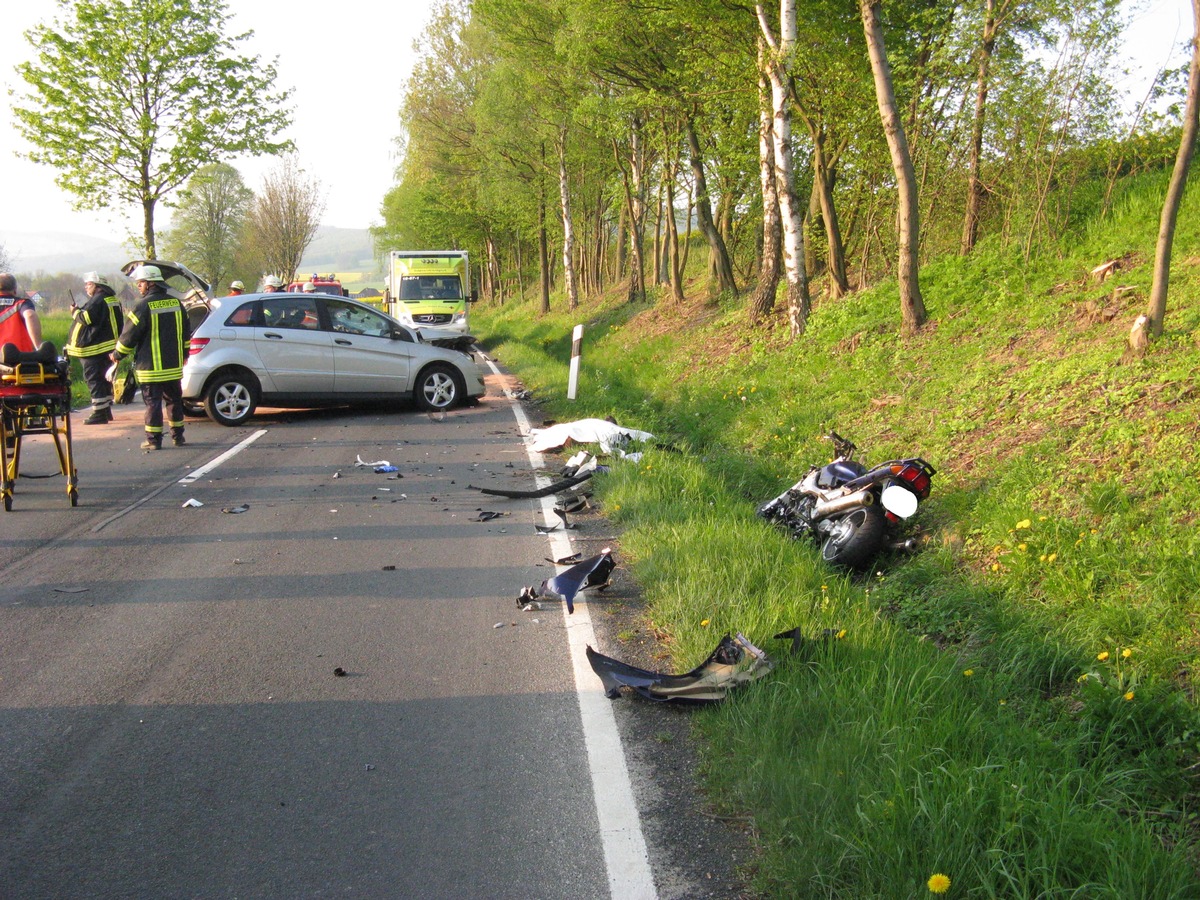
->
[758, 0, 811, 335]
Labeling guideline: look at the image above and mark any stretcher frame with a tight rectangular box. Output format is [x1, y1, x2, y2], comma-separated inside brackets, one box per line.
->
[1, 349, 78, 511]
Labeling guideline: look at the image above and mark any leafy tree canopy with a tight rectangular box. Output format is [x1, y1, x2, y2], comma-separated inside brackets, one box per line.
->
[14, 0, 294, 257]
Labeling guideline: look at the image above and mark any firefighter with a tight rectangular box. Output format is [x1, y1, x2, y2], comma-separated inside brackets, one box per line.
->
[111, 265, 191, 451]
[66, 272, 123, 424]
[262, 276, 283, 293]
[227, 280, 245, 296]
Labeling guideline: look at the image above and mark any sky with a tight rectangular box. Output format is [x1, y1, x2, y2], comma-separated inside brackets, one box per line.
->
[0, 0, 438, 243]
[0, 0, 1191, 247]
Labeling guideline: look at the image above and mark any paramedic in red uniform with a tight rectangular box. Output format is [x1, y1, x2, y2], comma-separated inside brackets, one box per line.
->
[110, 265, 191, 451]
[0, 273, 42, 355]
[0, 272, 43, 446]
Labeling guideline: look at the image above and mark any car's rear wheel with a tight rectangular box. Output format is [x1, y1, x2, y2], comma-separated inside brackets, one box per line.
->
[415, 363, 463, 412]
[204, 370, 259, 426]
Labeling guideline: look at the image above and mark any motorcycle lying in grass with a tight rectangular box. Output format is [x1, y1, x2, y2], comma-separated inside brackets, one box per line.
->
[758, 432, 936, 570]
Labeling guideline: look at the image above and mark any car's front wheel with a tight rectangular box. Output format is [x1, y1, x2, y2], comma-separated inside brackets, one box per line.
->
[414, 363, 463, 412]
[204, 370, 259, 426]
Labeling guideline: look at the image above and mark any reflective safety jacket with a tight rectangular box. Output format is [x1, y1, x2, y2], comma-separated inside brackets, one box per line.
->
[0, 295, 37, 354]
[66, 287, 123, 357]
[115, 285, 191, 384]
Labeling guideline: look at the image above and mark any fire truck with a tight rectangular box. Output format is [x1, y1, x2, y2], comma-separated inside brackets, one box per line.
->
[287, 274, 348, 296]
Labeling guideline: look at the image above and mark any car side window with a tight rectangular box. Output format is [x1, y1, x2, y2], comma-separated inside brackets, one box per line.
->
[224, 301, 260, 327]
[263, 297, 320, 330]
[326, 299, 391, 337]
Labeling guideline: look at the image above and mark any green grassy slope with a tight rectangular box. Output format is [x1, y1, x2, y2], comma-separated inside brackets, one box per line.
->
[472, 169, 1200, 897]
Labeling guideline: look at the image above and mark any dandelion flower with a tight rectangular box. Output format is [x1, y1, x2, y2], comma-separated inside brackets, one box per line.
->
[1077, 673, 1089, 683]
[1047, 553, 1057, 563]
[1097, 651, 1110, 662]
[1017, 543, 1028, 552]
[1122, 648, 1132, 659]
[1016, 519, 1031, 530]
[928, 873, 952, 894]
[836, 629, 847, 639]
[963, 669, 974, 677]
[700, 619, 710, 627]
[1124, 691, 1135, 701]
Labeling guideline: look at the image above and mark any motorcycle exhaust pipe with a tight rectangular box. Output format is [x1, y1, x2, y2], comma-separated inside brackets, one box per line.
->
[812, 489, 875, 520]
[888, 537, 919, 553]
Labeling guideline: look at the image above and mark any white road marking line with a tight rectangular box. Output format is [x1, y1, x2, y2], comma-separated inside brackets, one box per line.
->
[90, 429, 268, 532]
[178, 429, 268, 484]
[490, 364, 658, 900]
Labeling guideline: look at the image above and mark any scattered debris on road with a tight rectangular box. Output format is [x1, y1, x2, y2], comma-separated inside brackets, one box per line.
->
[518, 548, 614, 614]
[587, 633, 774, 704]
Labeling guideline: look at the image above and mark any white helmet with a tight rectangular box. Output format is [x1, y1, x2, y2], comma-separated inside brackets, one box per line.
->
[263, 275, 283, 288]
[82, 271, 110, 287]
[130, 264, 163, 283]
[229, 280, 245, 291]
[302, 281, 316, 292]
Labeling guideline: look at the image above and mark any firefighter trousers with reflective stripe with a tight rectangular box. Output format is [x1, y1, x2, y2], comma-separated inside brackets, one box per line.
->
[142, 380, 184, 436]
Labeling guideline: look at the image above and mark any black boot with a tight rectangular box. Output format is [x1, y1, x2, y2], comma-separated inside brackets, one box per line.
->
[84, 408, 113, 425]
[140, 436, 162, 451]
[172, 430, 186, 447]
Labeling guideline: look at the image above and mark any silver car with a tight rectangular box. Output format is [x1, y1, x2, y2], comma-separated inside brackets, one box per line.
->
[181, 291, 485, 426]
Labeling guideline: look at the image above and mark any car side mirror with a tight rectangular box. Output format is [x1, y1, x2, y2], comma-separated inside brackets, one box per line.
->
[469, 291, 478, 303]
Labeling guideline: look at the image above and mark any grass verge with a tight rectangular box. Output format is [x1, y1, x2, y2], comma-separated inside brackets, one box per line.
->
[471, 168, 1200, 896]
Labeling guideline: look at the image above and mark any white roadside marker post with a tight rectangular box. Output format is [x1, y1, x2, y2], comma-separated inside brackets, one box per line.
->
[567, 324, 583, 400]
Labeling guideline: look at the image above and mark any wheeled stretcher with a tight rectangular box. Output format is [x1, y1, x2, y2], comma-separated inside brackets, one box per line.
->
[1, 342, 79, 511]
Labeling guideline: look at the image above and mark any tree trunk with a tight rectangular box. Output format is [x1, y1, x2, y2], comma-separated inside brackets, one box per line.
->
[538, 144, 551, 315]
[750, 38, 782, 324]
[683, 116, 738, 298]
[860, 0, 926, 333]
[556, 130, 580, 311]
[612, 132, 646, 302]
[664, 154, 684, 303]
[143, 195, 157, 259]
[1147, 0, 1200, 339]
[962, 0, 1001, 255]
[812, 127, 849, 297]
[757, 1, 811, 336]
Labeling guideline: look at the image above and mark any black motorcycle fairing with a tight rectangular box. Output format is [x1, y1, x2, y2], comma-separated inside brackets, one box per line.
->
[586, 633, 774, 704]
[817, 459, 867, 488]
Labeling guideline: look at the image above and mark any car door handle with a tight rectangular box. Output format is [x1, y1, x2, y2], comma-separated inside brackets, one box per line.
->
[264, 332, 284, 340]
[334, 338, 353, 346]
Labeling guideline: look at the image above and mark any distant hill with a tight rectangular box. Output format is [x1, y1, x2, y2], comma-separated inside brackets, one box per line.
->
[0, 225, 379, 278]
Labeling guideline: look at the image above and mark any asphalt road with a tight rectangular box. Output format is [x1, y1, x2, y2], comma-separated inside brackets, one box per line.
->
[0, 376, 753, 899]
[0, 372, 624, 897]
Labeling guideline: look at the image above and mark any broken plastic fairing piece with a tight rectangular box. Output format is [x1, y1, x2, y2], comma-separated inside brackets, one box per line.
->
[540, 547, 614, 613]
[586, 633, 774, 704]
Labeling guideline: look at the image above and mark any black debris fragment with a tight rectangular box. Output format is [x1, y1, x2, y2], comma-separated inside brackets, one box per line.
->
[587, 633, 774, 704]
[475, 510, 506, 522]
[471, 471, 597, 499]
[333, 667, 347, 677]
[521, 548, 614, 614]
[221, 504, 250, 514]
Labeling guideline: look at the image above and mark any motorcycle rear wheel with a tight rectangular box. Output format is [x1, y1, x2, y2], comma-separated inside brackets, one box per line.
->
[820, 504, 886, 570]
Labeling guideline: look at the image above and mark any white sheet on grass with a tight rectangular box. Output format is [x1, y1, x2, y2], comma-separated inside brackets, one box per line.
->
[528, 418, 654, 454]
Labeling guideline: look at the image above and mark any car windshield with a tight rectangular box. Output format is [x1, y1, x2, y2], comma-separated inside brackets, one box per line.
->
[399, 275, 462, 301]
